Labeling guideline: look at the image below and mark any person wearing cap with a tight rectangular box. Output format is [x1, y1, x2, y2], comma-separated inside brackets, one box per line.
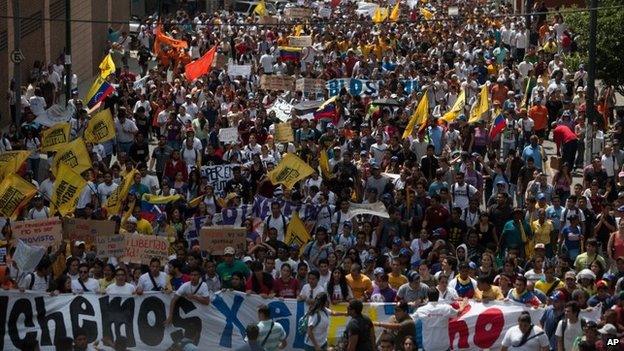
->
[120, 216, 139, 235]
[27, 195, 49, 219]
[588, 280, 615, 314]
[540, 289, 567, 350]
[216, 247, 250, 289]
[449, 262, 478, 298]
[397, 271, 429, 306]
[369, 273, 397, 303]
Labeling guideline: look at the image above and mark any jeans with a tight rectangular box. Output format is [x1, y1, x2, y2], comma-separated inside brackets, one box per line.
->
[117, 141, 133, 155]
[562, 139, 578, 170]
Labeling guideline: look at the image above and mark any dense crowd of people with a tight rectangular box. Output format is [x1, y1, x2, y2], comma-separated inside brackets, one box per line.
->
[3, 0, 624, 350]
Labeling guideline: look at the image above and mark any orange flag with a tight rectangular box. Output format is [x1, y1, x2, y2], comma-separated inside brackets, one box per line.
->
[184, 46, 217, 82]
[153, 25, 188, 55]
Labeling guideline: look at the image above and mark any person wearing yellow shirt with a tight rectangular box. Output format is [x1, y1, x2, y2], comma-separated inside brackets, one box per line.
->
[388, 259, 408, 290]
[573, 239, 607, 272]
[531, 208, 554, 257]
[131, 206, 154, 235]
[345, 263, 373, 300]
[542, 37, 558, 55]
[534, 264, 564, 296]
[474, 276, 504, 301]
[119, 217, 139, 235]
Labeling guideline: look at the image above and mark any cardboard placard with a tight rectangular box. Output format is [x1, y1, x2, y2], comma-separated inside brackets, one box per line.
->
[318, 7, 331, 18]
[284, 7, 313, 18]
[260, 75, 296, 91]
[63, 218, 117, 244]
[296, 78, 326, 94]
[199, 226, 246, 255]
[274, 123, 294, 142]
[259, 16, 278, 24]
[96, 234, 126, 259]
[123, 234, 170, 264]
[218, 127, 239, 144]
[288, 36, 312, 48]
[227, 64, 252, 77]
[12, 217, 63, 248]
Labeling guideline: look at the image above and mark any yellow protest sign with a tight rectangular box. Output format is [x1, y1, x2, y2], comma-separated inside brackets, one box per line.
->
[0, 151, 31, 179]
[268, 153, 314, 189]
[468, 84, 490, 124]
[441, 89, 466, 123]
[50, 163, 87, 216]
[0, 173, 38, 219]
[274, 123, 294, 143]
[402, 90, 429, 139]
[319, 149, 332, 179]
[104, 169, 139, 216]
[285, 212, 310, 253]
[53, 138, 91, 175]
[142, 193, 184, 204]
[40, 123, 70, 152]
[85, 109, 116, 144]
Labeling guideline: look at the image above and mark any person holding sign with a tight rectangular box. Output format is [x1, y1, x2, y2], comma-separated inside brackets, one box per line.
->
[165, 266, 211, 326]
[136, 258, 171, 294]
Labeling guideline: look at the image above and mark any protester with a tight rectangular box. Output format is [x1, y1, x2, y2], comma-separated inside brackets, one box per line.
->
[2, 0, 623, 349]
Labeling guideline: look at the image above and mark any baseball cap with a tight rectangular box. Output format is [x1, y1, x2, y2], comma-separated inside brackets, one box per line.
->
[537, 193, 546, 201]
[595, 280, 609, 289]
[409, 272, 420, 281]
[374, 267, 385, 276]
[223, 247, 235, 255]
[242, 256, 253, 263]
[392, 237, 403, 245]
[598, 323, 617, 335]
[335, 244, 345, 252]
[534, 243, 545, 250]
[619, 171, 624, 178]
[564, 271, 577, 280]
[399, 248, 411, 257]
[127, 216, 137, 224]
[74, 240, 86, 247]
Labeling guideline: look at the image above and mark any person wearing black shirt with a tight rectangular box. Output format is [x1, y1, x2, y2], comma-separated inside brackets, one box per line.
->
[488, 192, 513, 237]
[129, 132, 150, 164]
[225, 166, 253, 203]
[420, 145, 439, 182]
[445, 207, 468, 249]
[345, 299, 375, 351]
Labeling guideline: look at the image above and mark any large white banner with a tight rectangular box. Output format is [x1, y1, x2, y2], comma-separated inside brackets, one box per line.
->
[0, 291, 600, 350]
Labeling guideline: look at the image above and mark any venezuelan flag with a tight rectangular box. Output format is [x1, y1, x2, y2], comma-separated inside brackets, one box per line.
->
[86, 80, 115, 108]
[314, 96, 339, 124]
[489, 113, 507, 140]
[279, 46, 302, 62]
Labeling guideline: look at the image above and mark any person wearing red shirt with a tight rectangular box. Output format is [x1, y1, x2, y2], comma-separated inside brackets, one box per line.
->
[164, 150, 188, 183]
[246, 261, 275, 298]
[553, 122, 578, 170]
[529, 98, 548, 138]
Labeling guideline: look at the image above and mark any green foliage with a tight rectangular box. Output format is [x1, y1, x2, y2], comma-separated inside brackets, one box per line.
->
[564, 0, 624, 94]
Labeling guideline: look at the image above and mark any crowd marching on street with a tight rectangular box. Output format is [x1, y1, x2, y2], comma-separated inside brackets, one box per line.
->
[2, 0, 624, 350]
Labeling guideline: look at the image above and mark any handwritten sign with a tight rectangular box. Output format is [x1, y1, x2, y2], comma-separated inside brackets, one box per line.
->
[199, 226, 246, 255]
[12, 217, 63, 248]
[261, 75, 296, 91]
[96, 234, 126, 259]
[63, 218, 117, 244]
[296, 78, 326, 94]
[259, 16, 278, 24]
[284, 7, 314, 18]
[269, 99, 294, 122]
[227, 64, 252, 77]
[218, 127, 239, 144]
[288, 36, 312, 48]
[123, 234, 169, 264]
[274, 123, 294, 143]
[200, 164, 236, 196]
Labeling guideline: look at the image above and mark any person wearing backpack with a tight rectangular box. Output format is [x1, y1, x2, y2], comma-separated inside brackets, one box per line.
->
[501, 311, 549, 350]
[303, 292, 331, 351]
[18, 255, 51, 292]
[256, 304, 287, 351]
[555, 301, 585, 351]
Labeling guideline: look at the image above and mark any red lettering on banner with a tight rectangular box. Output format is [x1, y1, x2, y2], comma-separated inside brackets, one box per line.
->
[448, 304, 471, 349]
[474, 307, 505, 348]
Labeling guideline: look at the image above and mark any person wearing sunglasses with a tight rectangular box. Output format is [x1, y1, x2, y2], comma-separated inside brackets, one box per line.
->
[71, 263, 99, 294]
[105, 268, 136, 295]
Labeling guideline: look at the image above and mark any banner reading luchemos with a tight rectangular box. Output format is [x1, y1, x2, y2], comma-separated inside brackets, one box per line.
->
[0, 291, 599, 350]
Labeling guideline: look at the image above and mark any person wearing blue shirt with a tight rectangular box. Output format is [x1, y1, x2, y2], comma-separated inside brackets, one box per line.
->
[558, 214, 583, 260]
[427, 124, 444, 156]
[546, 196, 564, 232]
[522, 135, 544, 170]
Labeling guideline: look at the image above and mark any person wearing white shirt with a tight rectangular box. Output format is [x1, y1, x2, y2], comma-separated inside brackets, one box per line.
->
[115, 112, 139, 153]
[601, 145, 619, 179]
[72, 263, 100, 293]
[98, 172, 119, 204]
[412, 289, 467, 351]
[39, 172, 55, 200]
[182, 96, 198, 118]
[136, 258, 171, 293]
[165, 267, 211, 325]
[555, 301, 584, 351]
[76, 180, 97, 211]
[19, 260, 51, 292]
[518, 59, 534, 78]
[298, 271, 325, 304]
[501, 312, 549, 351]
[260, 51, 275, 74]
[105, 268, 136, 294]
[133, 95, 151, 116]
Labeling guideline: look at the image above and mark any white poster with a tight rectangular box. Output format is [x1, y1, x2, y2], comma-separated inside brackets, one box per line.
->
[269, 99, 294, 122]
[227, 64, 252, 77]
[218, 127, 239, 144]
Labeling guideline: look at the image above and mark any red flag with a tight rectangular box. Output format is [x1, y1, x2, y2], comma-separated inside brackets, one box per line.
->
[184, 46, 217, 82]
[331, 0, 340, 7]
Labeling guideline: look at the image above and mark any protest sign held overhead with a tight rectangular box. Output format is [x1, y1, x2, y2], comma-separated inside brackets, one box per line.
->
[268, 153, 314, 189]
[0, 151, 30, 179]
[11, 217, 63, 248]
[52, 138, 91, 176]
[84, 108, 116, 143]
[63, 218, 117, 244]
[39, 123, 70, 152]
[199, 225, 246, 255]
[123, 233, 169, 264]
[0, 173, 37, 219]
[50, 163, 87, 216]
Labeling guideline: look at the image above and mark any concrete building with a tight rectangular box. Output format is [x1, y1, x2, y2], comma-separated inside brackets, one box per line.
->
[0, 0, 130, 126]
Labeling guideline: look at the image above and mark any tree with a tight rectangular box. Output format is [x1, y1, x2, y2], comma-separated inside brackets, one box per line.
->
[564, 0, 624, 95]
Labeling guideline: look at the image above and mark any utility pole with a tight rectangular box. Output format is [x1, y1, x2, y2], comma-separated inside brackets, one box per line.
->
[64, 0, 72, 105]
[584, 0, 598, 165]
[13, 0, 21, 127]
